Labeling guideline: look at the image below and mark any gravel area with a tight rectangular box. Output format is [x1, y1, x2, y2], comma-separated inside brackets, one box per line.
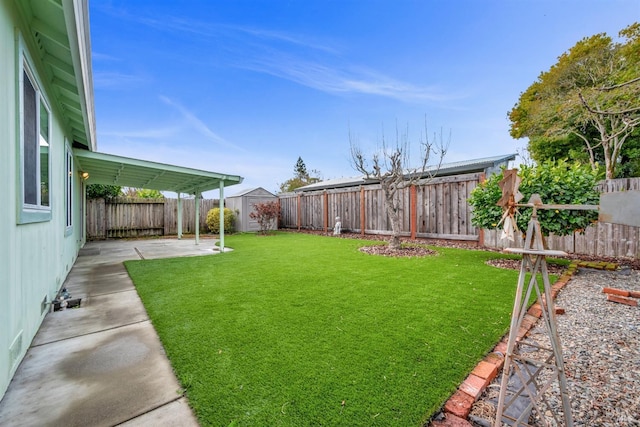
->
[470, 268, 640, 427]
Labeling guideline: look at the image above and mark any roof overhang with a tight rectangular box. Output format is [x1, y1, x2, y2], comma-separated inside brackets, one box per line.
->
[16, 0, 96, 150]
[74, 149, 243, 194]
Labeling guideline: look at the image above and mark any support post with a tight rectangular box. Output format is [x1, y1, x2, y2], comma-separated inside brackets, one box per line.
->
[410, 185, 417, 240]
[82, 181, 87, 244]
[219, 182, 225, 252]
[195, 191, 200, 245]
[177, 192, 183, 240]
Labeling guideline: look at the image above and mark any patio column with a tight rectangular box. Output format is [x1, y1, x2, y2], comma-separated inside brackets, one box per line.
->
[195, 191, 201, 245]
[219, 181, 225, 252]
[82, 181, 87, 244]
[177, 192, 183, 240]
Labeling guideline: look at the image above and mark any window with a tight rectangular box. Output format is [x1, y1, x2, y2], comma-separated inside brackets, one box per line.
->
[19, 61, 52, 223]
[66, 145, 73, 232]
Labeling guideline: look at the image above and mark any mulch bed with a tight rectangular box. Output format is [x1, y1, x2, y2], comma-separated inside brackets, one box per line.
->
[358, 245, 437, 258]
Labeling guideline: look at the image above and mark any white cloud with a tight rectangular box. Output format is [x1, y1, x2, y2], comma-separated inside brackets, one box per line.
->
[99, 126, 181, 140]
[95, 6, 453, 104]
[158, 96, 245, 151]
[93, 71, 147, 89]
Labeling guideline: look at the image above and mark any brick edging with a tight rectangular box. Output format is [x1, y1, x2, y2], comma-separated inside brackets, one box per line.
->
[430, 260, 618, 427]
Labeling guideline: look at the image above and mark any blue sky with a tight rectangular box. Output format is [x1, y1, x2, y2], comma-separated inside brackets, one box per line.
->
[89, 1, 639, 196]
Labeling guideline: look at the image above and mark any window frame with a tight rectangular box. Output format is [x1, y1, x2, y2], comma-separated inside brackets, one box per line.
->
[17, 35, 52, 224]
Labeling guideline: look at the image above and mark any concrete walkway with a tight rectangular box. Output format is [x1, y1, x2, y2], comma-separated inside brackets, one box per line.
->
[0, 238, 225, 427]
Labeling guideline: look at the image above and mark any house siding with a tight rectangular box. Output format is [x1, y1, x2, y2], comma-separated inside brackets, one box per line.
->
[0, 1, 84, 398]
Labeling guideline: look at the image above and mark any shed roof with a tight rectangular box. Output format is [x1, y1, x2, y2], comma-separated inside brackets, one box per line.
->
[294, 153, 517, 192]
[74, 149, 243, 195]
[228, 187, 276, 198]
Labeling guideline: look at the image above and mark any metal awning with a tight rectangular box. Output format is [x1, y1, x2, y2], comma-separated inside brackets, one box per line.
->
[74, 149, 243, 195]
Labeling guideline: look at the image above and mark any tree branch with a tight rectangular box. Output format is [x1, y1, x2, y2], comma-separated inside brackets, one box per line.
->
[579, 92, 640, 115]
[597, 76, 640, 91]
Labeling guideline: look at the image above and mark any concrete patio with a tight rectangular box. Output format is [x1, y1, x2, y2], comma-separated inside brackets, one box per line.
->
[0, 238, 225, 427]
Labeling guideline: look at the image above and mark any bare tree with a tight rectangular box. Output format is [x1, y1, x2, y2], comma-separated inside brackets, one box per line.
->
[350, 120, 449, 249]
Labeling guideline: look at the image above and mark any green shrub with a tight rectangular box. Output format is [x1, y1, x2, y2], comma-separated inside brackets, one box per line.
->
[206, 208, 236, 234]
[469, 160, 600, 236]
[87, 184, 122, 200]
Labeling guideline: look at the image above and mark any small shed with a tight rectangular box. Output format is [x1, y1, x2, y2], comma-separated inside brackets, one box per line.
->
[227, 187, 278, 232]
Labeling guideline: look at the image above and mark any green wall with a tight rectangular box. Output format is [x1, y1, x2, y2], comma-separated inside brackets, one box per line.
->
[0, 0, 84, 399]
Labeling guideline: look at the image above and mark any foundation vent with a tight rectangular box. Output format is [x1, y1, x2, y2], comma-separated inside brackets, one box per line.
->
[9, 331, 23, 370]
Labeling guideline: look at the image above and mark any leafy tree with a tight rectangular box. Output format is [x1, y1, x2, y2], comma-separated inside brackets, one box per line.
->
[469, 161, 600, 237]
[509, 23, 640, 179]
[206, 208, 236, 234]
[122, 188, 165, 199]
[249, 201, 280, 235]
[86, 184, 122, 200]
[278, 157, 322, 193]
[350, 121, 449, 249]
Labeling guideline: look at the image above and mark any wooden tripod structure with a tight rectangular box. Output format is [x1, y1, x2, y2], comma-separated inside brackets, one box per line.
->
[493, 170, 600, 426]
[491, 169, 640, 425]
[494, 203, 573, 427]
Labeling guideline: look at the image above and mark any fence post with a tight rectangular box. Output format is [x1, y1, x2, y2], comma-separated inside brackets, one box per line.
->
[360, 186, 365, 237]
[477, 173, 485, 247]
[410, 185, 417, 240]
[277, 197, 281, 228]
[323, 191, 329, 233]
[297, 193, 301, 231]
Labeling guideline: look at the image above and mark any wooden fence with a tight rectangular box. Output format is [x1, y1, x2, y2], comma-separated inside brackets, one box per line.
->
[483, 177, 640, 258]
[85, 177, 639, 258]
[86, 198, 219, 239]
[279, 173, 483, 241]
[280, 175, 639, 259]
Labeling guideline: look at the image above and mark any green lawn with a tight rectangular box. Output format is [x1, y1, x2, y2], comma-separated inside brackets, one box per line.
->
[124, 232, 535, 426]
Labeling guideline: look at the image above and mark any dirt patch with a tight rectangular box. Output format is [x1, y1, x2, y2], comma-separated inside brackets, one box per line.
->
[359, 245, 437, 258]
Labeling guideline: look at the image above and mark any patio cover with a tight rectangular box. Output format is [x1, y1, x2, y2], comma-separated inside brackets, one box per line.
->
[73, 149, 243, 246]
[73, 149, 242, 194]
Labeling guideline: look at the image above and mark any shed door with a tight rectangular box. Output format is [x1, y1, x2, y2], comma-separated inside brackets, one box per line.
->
[247, 197, 276, 232]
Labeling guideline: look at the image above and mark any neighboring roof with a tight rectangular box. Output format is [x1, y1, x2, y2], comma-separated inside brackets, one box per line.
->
[425, 153, 517, 176]
[16, 0, 96, 151]
[74, 149, 243, 194]
[295, 153, 517, 192]
[229, 187, 276, 198]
